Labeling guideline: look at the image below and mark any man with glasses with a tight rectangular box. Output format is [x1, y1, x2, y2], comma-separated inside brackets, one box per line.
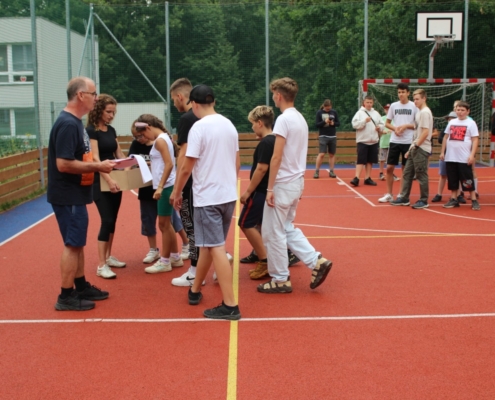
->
[48, 77, 116, 311]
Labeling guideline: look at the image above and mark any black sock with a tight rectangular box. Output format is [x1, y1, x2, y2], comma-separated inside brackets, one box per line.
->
[60, 287, 73, 299]
[74, 276, 87, 292]
[222, 302, 238, 311]
[260, 258, 267, 262]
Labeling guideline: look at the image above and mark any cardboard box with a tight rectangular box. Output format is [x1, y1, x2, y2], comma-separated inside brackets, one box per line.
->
[100, 168, 152, 191]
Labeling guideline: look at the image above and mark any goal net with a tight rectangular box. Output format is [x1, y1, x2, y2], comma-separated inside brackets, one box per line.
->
[359, 79, 494, 164]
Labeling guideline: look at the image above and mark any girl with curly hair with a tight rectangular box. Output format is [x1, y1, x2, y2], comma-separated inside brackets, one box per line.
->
[87, 94, 126, 279]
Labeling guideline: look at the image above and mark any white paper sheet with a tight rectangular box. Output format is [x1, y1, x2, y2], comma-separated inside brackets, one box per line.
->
[113, 155, 152, 183]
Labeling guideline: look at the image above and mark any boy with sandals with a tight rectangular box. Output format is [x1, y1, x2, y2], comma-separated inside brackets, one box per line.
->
[258, 77, 332, 294]
[170, 84, 241, 320]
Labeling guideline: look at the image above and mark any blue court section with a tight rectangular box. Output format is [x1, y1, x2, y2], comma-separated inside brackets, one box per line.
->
[0, 194, 53, 244]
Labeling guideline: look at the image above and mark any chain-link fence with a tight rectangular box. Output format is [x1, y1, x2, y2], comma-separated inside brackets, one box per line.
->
[1, 0, 494, 157]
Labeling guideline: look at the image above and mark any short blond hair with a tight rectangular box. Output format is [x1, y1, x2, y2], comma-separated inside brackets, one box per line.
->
[270, 77, 298, 102]
[413, 88, 427, 99]
[248, 105, 274, 128]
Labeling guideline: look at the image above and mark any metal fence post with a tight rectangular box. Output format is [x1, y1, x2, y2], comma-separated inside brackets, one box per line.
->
[165, 1, 171, 131]
[265, 0, 269, 105]
[364, 0, 368, 80]
[66, 0, 72, 80]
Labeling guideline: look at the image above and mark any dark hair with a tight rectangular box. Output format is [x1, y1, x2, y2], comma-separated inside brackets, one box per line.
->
[87, 94, 117, 130]
[397, 83, 410, 92]
[456, 101, 470, 111]
[136, 114, 179, 156]
[363, 95, 374, 102]
[320, 99, 332, 110]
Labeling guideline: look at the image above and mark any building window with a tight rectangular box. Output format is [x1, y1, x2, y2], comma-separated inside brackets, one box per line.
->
[0, 108, 35, 137]
[0, 109, 10, 136]
[0, 44, 33, 84]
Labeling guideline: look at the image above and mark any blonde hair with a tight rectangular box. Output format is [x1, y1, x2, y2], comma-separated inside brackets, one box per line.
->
[248, 105, 274, 128]
[270, 77, 298, 102]
[413, 88, 427, 99]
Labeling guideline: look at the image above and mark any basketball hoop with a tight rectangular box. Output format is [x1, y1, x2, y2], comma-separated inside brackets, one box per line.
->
[434, 34, 456, 50]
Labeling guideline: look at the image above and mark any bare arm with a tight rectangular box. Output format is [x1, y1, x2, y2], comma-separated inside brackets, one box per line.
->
[240, 162, 269, 204]
[170, 156, 196, 210]
[153, 138, 174, 200]
[90, 138, 120, 192]
[265, 135, 285, 207]
[468, 136, 479, 165]
[56, 158, 115, 174]
[440, 133, 448, 161]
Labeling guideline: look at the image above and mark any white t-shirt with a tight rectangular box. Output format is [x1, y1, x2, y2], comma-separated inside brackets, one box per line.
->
[186, 113, 239, 207]
[444, 118, 479, 163]
[150, 132, 176, 189]
[387, 101, 418, 144]
[414, 106, 433, 153]
[273, 107, 308, 183]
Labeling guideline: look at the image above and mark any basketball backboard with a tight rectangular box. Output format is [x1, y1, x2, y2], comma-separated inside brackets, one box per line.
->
[416, 12, 463, 41]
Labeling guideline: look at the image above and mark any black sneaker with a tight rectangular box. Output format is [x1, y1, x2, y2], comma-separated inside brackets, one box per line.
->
[313, 170, 319, 179]
[431, 194, 442, 203]
[364, 178, 377, 186]
[76, 282, 109, 301]
[443, 198, 460, 208]
[188, 288, 203, 305]
[350, 177, 359, 187]
[457, 194, 467, 204]
[203, 302, 241, 320]
[329, 170, 336, 178]
[55, 293, 95, 311]
[390, 197, 410, 206]
[288, 250, 300, 267]
[411, 200, 429, 209]
[240, 251, 259, 264]
[472, 200, 481, 211]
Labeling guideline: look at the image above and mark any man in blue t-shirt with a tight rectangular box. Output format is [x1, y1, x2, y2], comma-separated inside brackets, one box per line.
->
[48, 77, 116, 311]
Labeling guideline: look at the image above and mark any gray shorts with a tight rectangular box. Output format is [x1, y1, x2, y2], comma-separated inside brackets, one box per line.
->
[194, 201, 236, 247]
[318, 136, 336, 154]
[379, 147, 389, 162]
[439, 159, 447, 176]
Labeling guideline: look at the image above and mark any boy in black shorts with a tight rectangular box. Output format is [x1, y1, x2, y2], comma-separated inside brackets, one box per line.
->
[239, 106, 276, 280]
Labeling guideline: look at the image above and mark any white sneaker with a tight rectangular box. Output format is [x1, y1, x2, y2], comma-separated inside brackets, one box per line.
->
[180, 244, 190, 260]
[97, 264, 117, 279]
[145, 260, 172, 274]
[106, 256, 126, 268]
[143, 249, 160, 264]
[378, 193, 393, 203]
[171, 257, 184, 268]
[171, 271, 206, 287]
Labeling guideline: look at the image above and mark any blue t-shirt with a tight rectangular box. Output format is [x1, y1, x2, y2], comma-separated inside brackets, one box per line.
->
[47, 111, 94, 205]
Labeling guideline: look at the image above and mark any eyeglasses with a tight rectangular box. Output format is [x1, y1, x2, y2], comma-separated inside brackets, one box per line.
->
[80, 91, 98, 97]
[133, 134, 144, 139]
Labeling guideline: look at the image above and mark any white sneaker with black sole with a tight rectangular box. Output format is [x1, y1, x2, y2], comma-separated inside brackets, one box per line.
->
[171, 271, 206, 287]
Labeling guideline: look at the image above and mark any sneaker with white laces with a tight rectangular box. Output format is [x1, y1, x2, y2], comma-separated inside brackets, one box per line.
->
[378, 193, 393, 203]
[143, 248, 160, 264]
[171, 257, 184, 268]
[180, 244, 190, 260]
[145, 260, 172, 274]
[171, 271, 206, 287]
[106, 256, 126, 268]
[96, 264, 116, 279]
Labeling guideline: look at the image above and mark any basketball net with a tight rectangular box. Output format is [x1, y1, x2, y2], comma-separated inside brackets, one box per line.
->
[434, 34, 455, 50]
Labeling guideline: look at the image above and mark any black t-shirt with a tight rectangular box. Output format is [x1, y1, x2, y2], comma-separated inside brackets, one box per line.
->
[250, 134, 276, 193]
[177, 109, 199, 189]
[86, 124, 118, 188]
[315, 109, 340, 137]
[47, 111, 94, 205]
[128, 140, 155, 201]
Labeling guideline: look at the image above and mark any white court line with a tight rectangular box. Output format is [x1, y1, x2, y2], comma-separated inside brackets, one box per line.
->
[425, 208, 495, 222]
[0, 213, 53, 247]
[2, 312, 495, 324]
[336, 176, 376, 207]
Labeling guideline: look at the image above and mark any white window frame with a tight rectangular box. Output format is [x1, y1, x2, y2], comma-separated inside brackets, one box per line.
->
[0, 44, 34, 85]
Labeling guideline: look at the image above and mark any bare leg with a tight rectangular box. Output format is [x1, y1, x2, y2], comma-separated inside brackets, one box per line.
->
[210, 246, 236, 306]
[329, 153, 335, 171]
[315, 153, 325, 171]
[97, 240, 109, 267]
[437, 175, 447, 195]
[147, 234, 157, 249]
[191, 247, 213, 293]
[177, 229, 189, 246]
[365, 163, 372, 179]
[241, 227, 267, 260]
[158, 216, 178, 258]
[355, 164, 364, 179]
[386, 164, 395, 195]
[60, 246, 84, 288]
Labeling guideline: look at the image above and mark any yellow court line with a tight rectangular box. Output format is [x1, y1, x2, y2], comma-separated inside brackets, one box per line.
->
[226, 180, 241, 400]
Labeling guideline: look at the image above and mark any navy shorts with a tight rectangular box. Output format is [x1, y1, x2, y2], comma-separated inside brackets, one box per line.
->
[52, 204, 89, 247]
[194, 201, 235, 247]
[238, 191, 266, 229]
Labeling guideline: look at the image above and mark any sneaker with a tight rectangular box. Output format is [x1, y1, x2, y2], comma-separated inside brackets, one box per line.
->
[350, 177, 359, 187]
[188, 288, 203, 305]
[443, 198, 460, 209]
[180, 244, 190, 260]
[144, 260, 172, 274]
[171, 257, 184, 268]
[171, 271, 205, 287]
[412, 200, 429, 209]
[106, 256, 126, 268]
[249, 261, 269, 280]
[143, 248, 160, 264]
[288, 250, 300, 267]
[457, 194, 467, 204]
[329, 170, 336, 178]
[310, 255, 333, 289]
[390, 197, 410, 206]
[257, 278, 293, 294]
[55, 293, 95, 311]
[378, 193, 393, 203]
[313, 170, 319, 179]
[203, 302, 241, 320]
[227, 253, 233, 266]
[76, 282, 109, 301]
[240, 251, 259, 264]
[379, 172, 385, 181]
[96, 264, 116, 279]
[364, 178, 377, 186]
[431, 194, 442, 203]
[393, 175, 400, 181]
[472, 200, 481, 211]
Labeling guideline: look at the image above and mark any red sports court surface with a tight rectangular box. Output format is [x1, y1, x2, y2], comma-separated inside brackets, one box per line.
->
[1, 167, 495, 399]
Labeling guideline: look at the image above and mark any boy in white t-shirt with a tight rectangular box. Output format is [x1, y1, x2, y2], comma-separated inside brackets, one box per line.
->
[258, 77, 332, 294]
[440, 101, 480, 211]
[170, 84, 241, 320]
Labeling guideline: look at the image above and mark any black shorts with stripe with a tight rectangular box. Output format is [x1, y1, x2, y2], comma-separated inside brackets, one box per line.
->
[238, 191, 266, 229]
